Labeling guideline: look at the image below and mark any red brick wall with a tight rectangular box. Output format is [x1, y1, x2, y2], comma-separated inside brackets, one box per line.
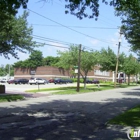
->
[14, 66, 71, 80]
[14, 66, 113, 80]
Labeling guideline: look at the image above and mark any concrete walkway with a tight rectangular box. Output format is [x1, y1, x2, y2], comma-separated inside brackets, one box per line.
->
[0, 86, 140, 140]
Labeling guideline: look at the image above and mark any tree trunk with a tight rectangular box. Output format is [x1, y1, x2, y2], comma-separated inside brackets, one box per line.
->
[84, 76, 87, 89]
[128, 75, 130, 85]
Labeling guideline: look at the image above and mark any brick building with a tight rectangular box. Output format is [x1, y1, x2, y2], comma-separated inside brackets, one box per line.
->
[14, 65, 114, 81]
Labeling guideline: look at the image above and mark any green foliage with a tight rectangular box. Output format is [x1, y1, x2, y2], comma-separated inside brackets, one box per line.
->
[122, 54, 140, 85]
[13, 54, 60, 68]
[122, 54, 138, 76]
[13, 50, 44, 68]
[0, 11, 42, 59]
[99, 47, 125, 72]
[0, 64, 14, 76]
[109, 105, 140, 126]
[42, 56, 60, 66]
[56, 45, 98, 89]
[0, 94, 24, 102]
[71, 78, 84, 83]
[99, 47, 116, 71]
[65, 0, 138, 20]
[56, 45, 79, 69]
[0, 0, 28, 16]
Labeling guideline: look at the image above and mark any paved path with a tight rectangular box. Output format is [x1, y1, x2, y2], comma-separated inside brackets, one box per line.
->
[0, 86, 140, 140]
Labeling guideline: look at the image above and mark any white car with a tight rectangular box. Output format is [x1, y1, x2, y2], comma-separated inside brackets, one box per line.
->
[29, 78, 46, 85]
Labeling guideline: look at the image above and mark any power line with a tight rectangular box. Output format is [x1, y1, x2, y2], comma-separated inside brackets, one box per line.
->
[35, 41, 70, 49]
[31, 24, 118, 29]
[28, 8, 117, 45]
[32, 34, 76, 46]
[33, 33, 130, 53]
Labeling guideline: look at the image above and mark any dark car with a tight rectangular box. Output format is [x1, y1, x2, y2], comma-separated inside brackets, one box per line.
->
[7, 79, 15, 84]
[92, 80, 100, 84]
[85, 79, 93, 84]
[14, 79, 29, 84]
[65, 79, 73, 83]
[54, 78, 67, 84]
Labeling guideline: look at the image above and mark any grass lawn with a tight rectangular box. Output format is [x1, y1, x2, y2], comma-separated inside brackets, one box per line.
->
[0, 94, 25, 102]
[109, 105, 140, 126]
[26, 83, 138, 95]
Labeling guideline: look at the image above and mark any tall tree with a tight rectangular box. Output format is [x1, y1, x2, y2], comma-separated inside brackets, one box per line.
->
[28, 50, 44, 68]
[122, 54, 139, 85]
[42, 56, 60, 66]
[0, 11, 41, 59]
[13, 50, 44, 68]
[56, 45, 98, 89]
[99, 47, 125, 72]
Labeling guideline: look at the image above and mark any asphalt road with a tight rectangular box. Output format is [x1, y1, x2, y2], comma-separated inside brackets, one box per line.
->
[0, 86, 140, 139]
[2, 82, 78, 92]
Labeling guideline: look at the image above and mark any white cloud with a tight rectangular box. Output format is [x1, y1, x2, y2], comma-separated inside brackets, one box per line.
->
[48, 42, 68, 52]
[86, 38, 99, 46]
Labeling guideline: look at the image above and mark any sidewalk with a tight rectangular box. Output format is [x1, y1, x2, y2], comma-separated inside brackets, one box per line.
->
[0, 86, 140, 140]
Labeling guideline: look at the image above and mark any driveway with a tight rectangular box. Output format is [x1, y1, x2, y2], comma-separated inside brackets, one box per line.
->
[0, 86, 140, 140]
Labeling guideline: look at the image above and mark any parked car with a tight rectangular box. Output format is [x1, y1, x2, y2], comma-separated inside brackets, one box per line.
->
[49, 78, 54, 83]
[54, 78, 67, 84]
[42, 79, 49, 84]
[92, 80, 100, 84]
[7, 79, 15, 84]
[14, 79, 29, 84]
[85, 79, 93, 84]
[29, 78, 46, 85]
[65, 79, 73, 83]
[0, 78, 7, 83]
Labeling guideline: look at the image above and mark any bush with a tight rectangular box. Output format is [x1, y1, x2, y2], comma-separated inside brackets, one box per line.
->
[71, 78, 84, 83]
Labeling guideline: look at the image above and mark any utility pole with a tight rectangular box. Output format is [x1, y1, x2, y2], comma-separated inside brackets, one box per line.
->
[114, 28, 123, 88]
[76, 44, 81, 92]
[9, 64, 10, 77]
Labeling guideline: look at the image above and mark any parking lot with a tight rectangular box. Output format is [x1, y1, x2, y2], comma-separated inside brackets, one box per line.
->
[2, 82, 77, 93]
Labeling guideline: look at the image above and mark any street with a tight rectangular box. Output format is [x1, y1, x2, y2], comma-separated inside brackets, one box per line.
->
[0, 85, 140, 140]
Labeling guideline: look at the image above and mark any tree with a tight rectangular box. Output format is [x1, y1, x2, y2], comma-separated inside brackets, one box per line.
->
[99, 47, 125, 72]
[13, 50, 44, 68]
[28, 50, 44, 68]
[0, 0, 28, 16]
[122, 54, 138, 85]
[56, 45, 98, 89]
[0, 64, 14, 76]
[65, 0, 139, 20]
[42, 56, 60, 66]
[0, 11, 41, 59]
[80, 50, 98, 89]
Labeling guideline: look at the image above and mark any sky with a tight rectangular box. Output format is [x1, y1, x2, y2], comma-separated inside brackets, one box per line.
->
[0, 0, 136, 66]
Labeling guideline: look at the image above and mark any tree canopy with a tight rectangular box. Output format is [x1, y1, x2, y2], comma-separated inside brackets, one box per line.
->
[56, 45, 98, 89]
[0, 64, 14, 76]
[13, 51, 60, 68]
[0, 11, 41, 59]
[99, 47, 125, 72]
[122, 54, 140, 85]
[0, 0, 28, 15]
[65, 0, 139, 20]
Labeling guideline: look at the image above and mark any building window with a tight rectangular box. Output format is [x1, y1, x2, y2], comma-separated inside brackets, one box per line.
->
[94, 70, 110, 76]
